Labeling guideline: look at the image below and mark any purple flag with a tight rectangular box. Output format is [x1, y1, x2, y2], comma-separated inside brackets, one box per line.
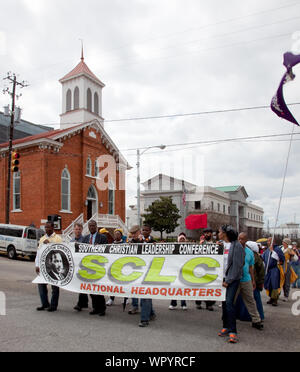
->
[283, 52, 300, 71]
[271, 52, 300, 126]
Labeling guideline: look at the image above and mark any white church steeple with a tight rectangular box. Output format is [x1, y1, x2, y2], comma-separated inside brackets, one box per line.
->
[59, 49, 105, 129]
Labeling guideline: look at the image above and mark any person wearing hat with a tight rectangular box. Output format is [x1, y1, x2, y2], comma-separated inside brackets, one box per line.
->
[100, 228, 109, 235]
[99, 228, 113, 244]
[281, 238, 299, 301]
[262, 237, 285, 307]
[196, 227, 216, 311]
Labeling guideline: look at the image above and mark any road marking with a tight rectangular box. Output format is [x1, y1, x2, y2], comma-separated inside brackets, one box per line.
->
[0, 292, 6, 316]
[291, 291, 300, 316]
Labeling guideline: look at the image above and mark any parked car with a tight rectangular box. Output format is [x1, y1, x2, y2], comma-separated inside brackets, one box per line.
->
[0, 224, 44, 260]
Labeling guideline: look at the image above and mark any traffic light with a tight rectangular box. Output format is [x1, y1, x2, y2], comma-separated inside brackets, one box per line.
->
[11, 151, 20, 172]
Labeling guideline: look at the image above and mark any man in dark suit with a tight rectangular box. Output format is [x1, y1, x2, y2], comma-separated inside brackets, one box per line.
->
[81, 220, 108, 316]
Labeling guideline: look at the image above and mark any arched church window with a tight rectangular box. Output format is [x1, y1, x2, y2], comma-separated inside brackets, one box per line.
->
[94, 159, 99, 178]
[66, 89, 72, 112]
[87, 88, 92, 112]
[74, 87, 79, 110]
[13, 171, 21, 210]
[87, 185, 97, 200]
[61, 168, 71, 211]
[108, 180, 115, 215]
[94, 92, 99, 115]
[86, 157, 92, 176]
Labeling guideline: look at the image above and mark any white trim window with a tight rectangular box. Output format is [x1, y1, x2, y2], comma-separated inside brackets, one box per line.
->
[66, 89, 72, 112]
[61, 168, 71, 211]
[86, 157, 92, 176]
[74, 87, 80, 110]
[108, 179, 115, 215]
[87, 88, 92, 112]
[94, 159, 99, 178]
[13, 171, 21, 210]
[94, 92, 99, 115]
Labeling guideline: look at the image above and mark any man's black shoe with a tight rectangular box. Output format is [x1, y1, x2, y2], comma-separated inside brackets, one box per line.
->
[139, 321, 149, 327]
[47, 308, 57, 312]
[252, 322, 264, 330]
[89, 310, 100, 315]
[206, 306, 214, 312]
[74, 305, 82, 312]
[36, 306, 49, 311]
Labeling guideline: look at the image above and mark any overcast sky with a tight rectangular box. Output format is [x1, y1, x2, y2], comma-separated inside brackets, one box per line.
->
[1, 0, 300, 228]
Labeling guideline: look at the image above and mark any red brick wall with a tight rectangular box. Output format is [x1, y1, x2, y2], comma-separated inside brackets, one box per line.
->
[0, 126, 126, 230]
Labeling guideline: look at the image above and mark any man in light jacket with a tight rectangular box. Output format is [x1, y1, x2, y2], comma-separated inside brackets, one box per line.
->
[35, 221, 62, 312]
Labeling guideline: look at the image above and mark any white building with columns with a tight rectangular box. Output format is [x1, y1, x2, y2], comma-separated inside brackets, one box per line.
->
[131, 174, 264, 240]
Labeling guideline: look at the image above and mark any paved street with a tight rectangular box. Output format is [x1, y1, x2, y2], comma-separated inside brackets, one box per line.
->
[0, 255, 299, 352]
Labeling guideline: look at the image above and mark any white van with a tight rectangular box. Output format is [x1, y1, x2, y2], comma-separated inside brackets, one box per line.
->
[0, 224, 44, 260]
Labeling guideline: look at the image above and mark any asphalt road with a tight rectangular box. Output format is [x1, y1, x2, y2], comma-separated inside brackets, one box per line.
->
[0, 255, 299, 352]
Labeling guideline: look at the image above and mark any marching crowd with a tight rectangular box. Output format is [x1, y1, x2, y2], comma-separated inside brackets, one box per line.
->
[35, 220, 300, 344]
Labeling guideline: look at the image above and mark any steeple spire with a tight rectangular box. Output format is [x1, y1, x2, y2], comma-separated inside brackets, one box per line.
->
[80, 39, 84, 61]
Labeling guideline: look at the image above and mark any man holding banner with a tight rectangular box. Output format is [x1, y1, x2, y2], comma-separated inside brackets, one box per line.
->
[35, 221, 62, 312]
[82, 220, 108, 316]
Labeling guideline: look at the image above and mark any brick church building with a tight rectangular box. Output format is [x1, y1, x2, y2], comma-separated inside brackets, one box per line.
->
[0, 52, 130, 239]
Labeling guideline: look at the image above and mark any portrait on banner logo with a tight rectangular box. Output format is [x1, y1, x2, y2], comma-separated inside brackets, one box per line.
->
[40, 244, 74, 286]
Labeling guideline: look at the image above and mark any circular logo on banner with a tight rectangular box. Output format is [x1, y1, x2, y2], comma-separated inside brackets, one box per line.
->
[40, 244, 74, 286]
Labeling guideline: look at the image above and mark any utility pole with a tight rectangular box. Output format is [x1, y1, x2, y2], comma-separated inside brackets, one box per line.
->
[3, 73, 28, 224]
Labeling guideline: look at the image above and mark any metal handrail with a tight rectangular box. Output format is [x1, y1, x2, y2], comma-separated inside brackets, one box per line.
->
[62, 213, 84, 240]
[62, 213, 128, 241]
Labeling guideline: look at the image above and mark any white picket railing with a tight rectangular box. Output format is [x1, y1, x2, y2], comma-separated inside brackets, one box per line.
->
[62, 213, 84, 242]
[62, 213, 128, 241]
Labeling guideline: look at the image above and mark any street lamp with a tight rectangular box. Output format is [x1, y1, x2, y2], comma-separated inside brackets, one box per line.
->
[137, 145, 166, 226]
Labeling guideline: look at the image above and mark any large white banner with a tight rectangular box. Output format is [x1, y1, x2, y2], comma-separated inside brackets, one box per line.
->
[33, 242, 226, 301]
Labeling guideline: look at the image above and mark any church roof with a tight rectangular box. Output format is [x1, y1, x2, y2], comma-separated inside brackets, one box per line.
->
[0, 123, 82, 149]
[0, 120, 131, 170]
[0, 111, 53, 144]
[59, 57, 105, 87]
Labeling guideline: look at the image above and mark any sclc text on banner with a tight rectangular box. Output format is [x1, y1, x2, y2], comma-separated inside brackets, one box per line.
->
[33, 242, 226, 301]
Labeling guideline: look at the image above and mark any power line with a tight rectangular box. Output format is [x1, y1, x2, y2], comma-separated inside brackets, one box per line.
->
[14, 1, 300, 83]
[104, 31, 293, 71]
[99, 1, 300, 56]
[123, 138, 300, 156]
[35, 102, 300, 127]
[24, 3, 300, 86]
[129, 15, 300, 57]
[120, 131, 300, 152]
[105, 103, 300, 124]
